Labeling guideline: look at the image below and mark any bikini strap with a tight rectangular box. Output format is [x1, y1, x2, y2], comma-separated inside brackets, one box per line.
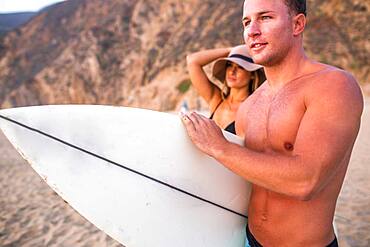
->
[209, 100, 223, 119]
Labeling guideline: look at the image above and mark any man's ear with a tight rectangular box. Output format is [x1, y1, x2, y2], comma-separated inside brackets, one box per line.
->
[292, 13, 306, 36]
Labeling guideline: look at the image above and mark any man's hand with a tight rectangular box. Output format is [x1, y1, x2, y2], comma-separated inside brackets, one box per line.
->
[180, 111, 228, 157]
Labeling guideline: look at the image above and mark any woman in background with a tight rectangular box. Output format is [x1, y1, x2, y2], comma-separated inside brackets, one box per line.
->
[186, 45, 265, 135]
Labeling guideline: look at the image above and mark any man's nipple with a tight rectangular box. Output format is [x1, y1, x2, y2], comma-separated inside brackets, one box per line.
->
[284, 142, 294, 151]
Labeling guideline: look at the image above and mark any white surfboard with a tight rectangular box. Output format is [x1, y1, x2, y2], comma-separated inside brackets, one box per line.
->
[0, 105, 251, 247]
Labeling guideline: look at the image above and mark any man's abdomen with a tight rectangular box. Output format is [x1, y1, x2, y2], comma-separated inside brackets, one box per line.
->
[248, 185, 337, 246]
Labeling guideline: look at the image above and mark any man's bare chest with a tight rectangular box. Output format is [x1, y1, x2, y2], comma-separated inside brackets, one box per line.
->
[240, 89, 306, 153]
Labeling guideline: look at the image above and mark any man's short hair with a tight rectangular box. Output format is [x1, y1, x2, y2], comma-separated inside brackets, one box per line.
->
[284, 0, 306, 16]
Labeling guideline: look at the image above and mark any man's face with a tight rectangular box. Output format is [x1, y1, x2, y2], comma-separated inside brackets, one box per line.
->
[242, 0, 294, 67]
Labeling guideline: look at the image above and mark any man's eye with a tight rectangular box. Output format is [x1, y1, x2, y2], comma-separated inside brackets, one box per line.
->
[262, 16, 271, 20]
[243, 21, 251, 27]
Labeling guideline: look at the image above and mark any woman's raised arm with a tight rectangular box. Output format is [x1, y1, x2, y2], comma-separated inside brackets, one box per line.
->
[186, 48, 231, 103]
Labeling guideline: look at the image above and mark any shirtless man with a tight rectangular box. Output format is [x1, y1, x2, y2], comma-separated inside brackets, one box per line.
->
[181, 0, 364, 246]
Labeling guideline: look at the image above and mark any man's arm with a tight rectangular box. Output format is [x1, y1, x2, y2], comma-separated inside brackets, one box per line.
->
[181, 71, 363, 200]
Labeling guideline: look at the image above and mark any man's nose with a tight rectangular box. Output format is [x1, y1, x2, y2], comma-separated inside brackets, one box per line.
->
[246, 21, 261, 38]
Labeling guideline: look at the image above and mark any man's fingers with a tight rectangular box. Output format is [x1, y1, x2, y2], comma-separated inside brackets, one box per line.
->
[188, 111, 202, 126]
[180, 112, 196, 133]
[181, 111, 219, 135]
[197, 113, 219, 130]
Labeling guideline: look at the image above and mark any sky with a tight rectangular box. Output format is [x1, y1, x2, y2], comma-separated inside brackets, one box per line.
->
[0, 0, 65, 13]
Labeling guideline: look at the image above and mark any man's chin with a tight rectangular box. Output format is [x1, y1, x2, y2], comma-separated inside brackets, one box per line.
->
[252, 54, 276, 67]
[251, 56, 268, 66]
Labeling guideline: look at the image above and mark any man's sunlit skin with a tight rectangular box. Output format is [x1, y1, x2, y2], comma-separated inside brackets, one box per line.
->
[182, 0, 363, 246]
[243, 1, 295, 68]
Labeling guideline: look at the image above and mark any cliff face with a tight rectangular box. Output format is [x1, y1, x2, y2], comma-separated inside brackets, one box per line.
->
[305, 0, 369, 84]
[0, 0, 369, 111]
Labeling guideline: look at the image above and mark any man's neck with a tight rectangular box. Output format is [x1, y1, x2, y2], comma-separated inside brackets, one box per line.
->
[264, 46, 310, 92]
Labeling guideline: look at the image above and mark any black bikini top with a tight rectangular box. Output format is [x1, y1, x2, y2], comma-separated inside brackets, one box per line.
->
[209, 101, 236, 135]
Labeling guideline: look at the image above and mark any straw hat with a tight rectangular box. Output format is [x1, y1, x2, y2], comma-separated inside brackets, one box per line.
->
[212, 45, 263, 82]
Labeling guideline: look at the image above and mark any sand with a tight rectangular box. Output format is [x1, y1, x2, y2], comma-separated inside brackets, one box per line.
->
[0, 132, 122, 246]
[0, 99, 369, 247]
[335, 98, 370, 247]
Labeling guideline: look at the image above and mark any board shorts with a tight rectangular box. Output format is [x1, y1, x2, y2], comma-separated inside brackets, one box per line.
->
[245, 225, 339, 247]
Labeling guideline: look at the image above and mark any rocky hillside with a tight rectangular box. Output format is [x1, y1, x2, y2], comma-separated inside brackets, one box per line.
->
[305, 0, 369, 87]
[0, 0, 369, 111]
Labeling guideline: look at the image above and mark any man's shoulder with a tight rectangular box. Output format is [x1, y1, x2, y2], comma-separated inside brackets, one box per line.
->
[307, 63, 359, 92]
[305, 63, 363, 110]
[311, 63, 354, 81]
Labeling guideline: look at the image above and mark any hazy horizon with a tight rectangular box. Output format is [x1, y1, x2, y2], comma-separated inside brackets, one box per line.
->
[0, 0, 65, 14]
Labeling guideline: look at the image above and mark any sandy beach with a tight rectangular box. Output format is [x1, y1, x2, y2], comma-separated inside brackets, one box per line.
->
[0, 131, 122, 245]
[0, 99, 369, 247]
[334, 97, 370, 247]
